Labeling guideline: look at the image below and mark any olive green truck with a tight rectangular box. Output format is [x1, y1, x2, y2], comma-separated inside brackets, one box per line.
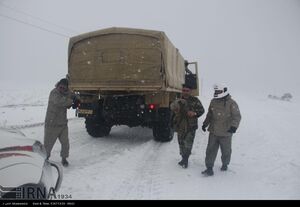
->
[68, 27, 199, 142]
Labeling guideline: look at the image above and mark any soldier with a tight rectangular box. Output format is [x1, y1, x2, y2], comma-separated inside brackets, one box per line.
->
[44, 78, 80, 167]
[171, 84, 205, 168]
[201, 84, 241, 176]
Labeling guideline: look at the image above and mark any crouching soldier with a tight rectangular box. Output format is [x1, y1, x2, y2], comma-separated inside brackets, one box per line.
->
[44, 78, 80, 167]
[201, 84, 241, 176]
[170, 84, 205, 168]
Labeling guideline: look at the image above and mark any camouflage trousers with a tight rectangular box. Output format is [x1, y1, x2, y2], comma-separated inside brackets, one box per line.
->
[44, 126, 69, 159]
[205, 133, 232, 168]
[177, 130, 196, 157]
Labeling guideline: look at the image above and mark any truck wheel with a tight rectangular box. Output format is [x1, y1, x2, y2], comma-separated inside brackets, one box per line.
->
[152, 108, 174, 142]
[85, 117, 111, 138]
[153, 124, 174, 142]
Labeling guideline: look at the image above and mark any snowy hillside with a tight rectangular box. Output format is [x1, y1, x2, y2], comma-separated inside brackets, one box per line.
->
[0, 89, 299, 200]
[0, 88, 76, 128]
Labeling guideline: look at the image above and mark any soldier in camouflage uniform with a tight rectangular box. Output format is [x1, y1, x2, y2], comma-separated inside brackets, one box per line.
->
[171, 84, 205, 168]
[201, 84, 241, 176]
[44, 78, 80, 167]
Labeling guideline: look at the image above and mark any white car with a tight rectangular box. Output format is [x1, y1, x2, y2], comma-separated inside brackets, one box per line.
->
[0, 129, 63, 200]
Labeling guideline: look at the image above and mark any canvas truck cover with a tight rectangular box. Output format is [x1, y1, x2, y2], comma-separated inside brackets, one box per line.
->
[68, 27, 185, 92]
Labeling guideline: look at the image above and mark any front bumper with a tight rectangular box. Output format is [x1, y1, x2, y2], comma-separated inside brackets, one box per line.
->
[46, 160, 63, 192]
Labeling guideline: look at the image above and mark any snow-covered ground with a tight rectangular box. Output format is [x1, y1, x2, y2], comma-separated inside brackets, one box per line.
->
[0, 88, 75, 128]
[0, 89, 299, 200]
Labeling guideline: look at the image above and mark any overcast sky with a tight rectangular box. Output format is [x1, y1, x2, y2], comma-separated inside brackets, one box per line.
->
[0, 0, 299, 97]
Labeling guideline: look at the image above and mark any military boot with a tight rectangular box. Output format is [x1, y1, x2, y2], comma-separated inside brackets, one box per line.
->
[201, 167, 214, 176]
[62, 158, 69, 167]
[178, 158, 185, 166]
[221, 165, 228, 171]
[181, 155, 189, 169]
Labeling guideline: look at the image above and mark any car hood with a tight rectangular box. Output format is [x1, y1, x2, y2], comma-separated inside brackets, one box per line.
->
[0, 129, 45, 188]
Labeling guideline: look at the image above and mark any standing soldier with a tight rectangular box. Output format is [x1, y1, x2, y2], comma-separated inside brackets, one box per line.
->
[171, 84, 205, 168]
[201, 84, 241, 176]
[44, 78, 80, 167]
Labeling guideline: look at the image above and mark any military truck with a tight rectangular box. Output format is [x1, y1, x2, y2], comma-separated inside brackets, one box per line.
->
[68, 27, 199, 142]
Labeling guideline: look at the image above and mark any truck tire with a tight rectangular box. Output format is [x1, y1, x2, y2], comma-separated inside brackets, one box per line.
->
[153, 124, 174, 142]
[85, 117, 111, 138]
[153, 108, 174, 142]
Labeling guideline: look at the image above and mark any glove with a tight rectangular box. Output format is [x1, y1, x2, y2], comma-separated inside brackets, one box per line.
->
[202, 125, 207, 132]
[72, 97, 81, 109]
[227, 126, 237, 133]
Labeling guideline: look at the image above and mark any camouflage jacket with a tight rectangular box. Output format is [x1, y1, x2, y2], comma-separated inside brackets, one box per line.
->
[203, 95, 241, 136]
[183, 96, 205, 130]
[45, 88, 74, 127]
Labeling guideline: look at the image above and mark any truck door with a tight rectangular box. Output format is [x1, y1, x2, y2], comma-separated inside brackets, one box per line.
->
[185, 61, 200, 96]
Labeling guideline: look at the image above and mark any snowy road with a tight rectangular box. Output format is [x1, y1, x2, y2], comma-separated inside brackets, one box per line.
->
[1, 90, 300, 199]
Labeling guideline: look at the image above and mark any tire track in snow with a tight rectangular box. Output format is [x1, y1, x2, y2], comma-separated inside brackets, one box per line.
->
[13, 118, 169, 199]
[111, 141, 168, 200]
[65, 125, 154, 170]
[58, 126, 156, 199]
